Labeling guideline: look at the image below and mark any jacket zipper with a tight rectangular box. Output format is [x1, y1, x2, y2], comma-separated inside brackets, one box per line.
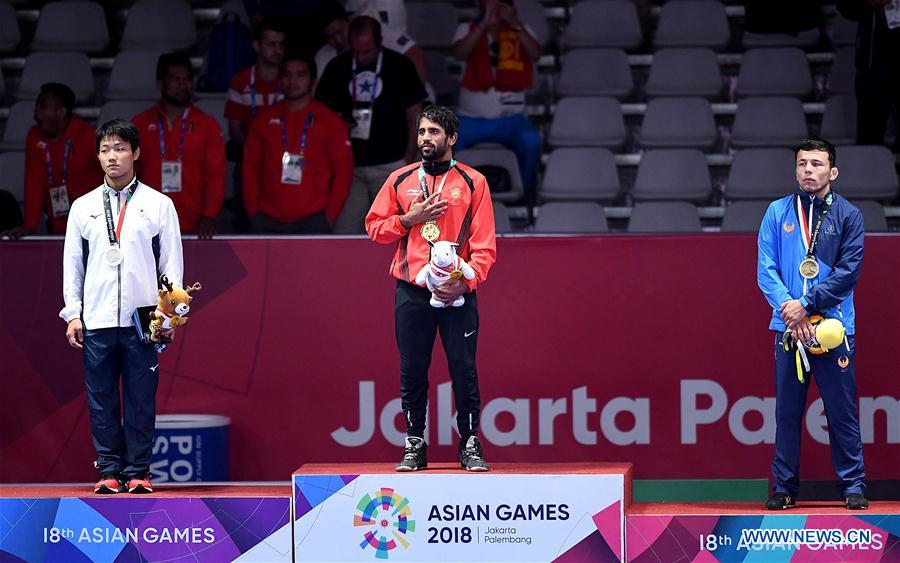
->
[116, 191, 122, 327]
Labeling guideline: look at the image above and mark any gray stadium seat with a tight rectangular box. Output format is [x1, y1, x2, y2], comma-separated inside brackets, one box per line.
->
[827, 47, 855, 95]
[493, 202, 512, 234]
[424, 50, 457, 104]
[742, 28, 820, 49]
[548, 97, 626, 148]
[97, 100, 155, 126]
[517, 0, 550, 47]
[654, 0, 730, 50]
[639, 97, 717, 149]
[632, 149, 712, 202]
[407, 2, 458, 49]
[726, 148, 797, 201]
[736, 48, 813, 98]
[105, 50, 165, 100]
[730, 97, 808, 148]
[0, 3, 20, 52]
[121, 0, 197, 51]
[0, 101, 32, 151]
[540, 148, 619, 202]
[565, 0, 642, 50]
[194, 96, 227, 136]
[849, 200, 887, 232]
[831, 14, 858, 47]
[556, 49, 633, 99]
[645, 48, 723, 99]
[454, 147, 524, 203]
[534, 202, 609, 233]
[0, 151, 25, 202]
[628, 202, 701, 233]
[15, 52, 94, 103]
[820, 94, 857, 145]
[833, 146, 899, 201]
[721, 200, 770, 232]
[31, 1, 109, 53]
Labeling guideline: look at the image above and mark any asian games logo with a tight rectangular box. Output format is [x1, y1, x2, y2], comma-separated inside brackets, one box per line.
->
[353, 487, 416, 559]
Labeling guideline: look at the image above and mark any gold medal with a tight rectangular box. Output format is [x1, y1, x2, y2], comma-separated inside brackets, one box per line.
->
[799, 257, 819, 279]
[450, 270, 462, 279]
[421, 221, 440, 243]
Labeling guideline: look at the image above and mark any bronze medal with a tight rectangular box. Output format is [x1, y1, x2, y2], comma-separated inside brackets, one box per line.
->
[799, 257, 819, 279]
[421, 221, 440, 242]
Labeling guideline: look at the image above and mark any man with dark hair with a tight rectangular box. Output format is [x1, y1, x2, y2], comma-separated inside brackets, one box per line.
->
[757, 136, 868, 511]
[62, 118, 183, 495]
[242, 52, 353, 233]
[132, 53, 227, 238]
[225, 18, 286, 146]
[317, 16, 427, 233]
[2, 83, 103, 237]
[366, 105, 496, 472]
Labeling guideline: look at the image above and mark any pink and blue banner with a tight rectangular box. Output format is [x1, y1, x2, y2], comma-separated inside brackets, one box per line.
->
[0, 495, 291, 562]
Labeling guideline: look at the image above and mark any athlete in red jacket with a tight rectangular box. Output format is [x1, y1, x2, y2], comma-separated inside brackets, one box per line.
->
[242, 53, 353, 233]
[133, 53, 227, 237]
[366, 105, 496, 472]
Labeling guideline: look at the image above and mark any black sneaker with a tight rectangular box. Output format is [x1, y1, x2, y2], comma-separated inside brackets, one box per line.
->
[459, 436, 489, 472]
[395, 436, 427, 472]
[765, 492, 796, 510]
[845, 493, 869, 510]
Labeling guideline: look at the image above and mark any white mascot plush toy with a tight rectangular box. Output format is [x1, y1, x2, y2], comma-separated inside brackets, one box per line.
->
[415, 240, 476, 308]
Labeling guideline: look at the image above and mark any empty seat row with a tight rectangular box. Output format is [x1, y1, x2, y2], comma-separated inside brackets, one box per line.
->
[0, 0, 197, 54]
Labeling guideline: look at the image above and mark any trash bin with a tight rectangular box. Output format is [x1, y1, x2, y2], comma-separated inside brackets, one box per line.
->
[151, 414, 230, 482]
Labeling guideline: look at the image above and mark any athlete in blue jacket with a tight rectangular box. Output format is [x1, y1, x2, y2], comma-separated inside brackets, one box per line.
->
[757, 137, 868, 510]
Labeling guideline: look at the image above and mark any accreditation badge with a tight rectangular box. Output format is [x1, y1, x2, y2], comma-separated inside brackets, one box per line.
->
[799, 257, 819, 279]
[350, 108, 372, 140]
[281, 152, 304, 185]
[48, 185, 70, 217]
[421, 221, 440, 243]
[161, 161, 182, 193]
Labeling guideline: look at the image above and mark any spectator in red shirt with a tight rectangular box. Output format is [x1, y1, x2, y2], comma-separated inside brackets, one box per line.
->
[133, 53, 227, 238]
[242, 52, 353, 233]
[225, 18, 286, 147]
[3, 83, 103, 237]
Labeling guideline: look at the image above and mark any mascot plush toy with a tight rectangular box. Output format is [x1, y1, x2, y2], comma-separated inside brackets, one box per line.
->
[415, 240, 476, 308]
[149, 274, 202, 341]
[783, 314, 847, 382]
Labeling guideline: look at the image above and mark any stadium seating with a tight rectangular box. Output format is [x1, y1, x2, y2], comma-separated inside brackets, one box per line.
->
[540, 148, 619, 203]
[534, 202, 609, 233]
[628, 202, 702, 233]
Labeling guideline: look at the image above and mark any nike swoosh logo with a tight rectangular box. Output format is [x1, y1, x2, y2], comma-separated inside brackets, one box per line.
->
[464, 330, 476, 338]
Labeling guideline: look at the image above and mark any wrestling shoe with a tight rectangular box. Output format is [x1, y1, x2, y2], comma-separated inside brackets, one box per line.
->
[127, 475, 154, 494]
[395, 436, 427, 472]
[765, 492, 796, 510]
[845, 493, 868, 510]
[94, 474, 125, 494]
[459, 436, 489, 472]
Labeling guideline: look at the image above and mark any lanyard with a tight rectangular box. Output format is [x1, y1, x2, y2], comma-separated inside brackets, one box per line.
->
[157, 107, 189, 161]
[796, 192, 833, 258]
[351, 51, 383, 105]
[418, 160, 456, 199]
[102, 177, 138, 245]
[45, 139, 72, 186]
[280, 111, 314, 155]
[250, 65, 281, 117]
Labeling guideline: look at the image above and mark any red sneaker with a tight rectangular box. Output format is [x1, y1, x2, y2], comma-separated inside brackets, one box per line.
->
[127, 476, 154, 494]
[94, 475, 124, 494]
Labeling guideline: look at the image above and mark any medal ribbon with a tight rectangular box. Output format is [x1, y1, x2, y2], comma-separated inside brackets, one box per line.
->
[351, 51, 383, 106]
[102, 177, 139, 245]
[157, 107, 189, 161]
[796, 193, 833, 259]
[417, 160, 456, 200]
[280, 111, 314, 156]
[45, 139, 72, 186]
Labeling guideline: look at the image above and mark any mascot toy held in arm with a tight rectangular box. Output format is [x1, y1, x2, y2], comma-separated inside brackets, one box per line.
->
[149, 274, 202, 342]
[415, 240, 476, 308]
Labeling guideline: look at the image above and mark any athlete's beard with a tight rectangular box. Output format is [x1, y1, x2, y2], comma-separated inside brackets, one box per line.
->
[420, 142, 449, 161]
